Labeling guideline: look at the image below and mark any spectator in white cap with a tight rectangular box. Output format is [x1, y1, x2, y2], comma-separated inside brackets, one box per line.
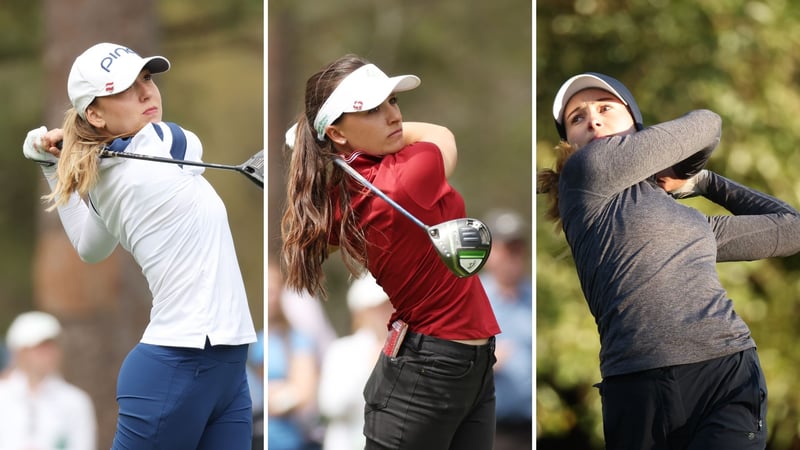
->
[20, 42, 257, 449]
[0, 311, 97, 450]
[318, 273, 393, 450]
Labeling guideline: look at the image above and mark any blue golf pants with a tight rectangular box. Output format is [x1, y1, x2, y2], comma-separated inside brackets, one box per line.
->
[112, 340, 252, 450]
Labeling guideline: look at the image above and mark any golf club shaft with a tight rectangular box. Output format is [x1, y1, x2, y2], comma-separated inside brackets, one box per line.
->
[56, 141, 263, 189]
[99, 149, 240, 172]
[333, 158, 429, 231]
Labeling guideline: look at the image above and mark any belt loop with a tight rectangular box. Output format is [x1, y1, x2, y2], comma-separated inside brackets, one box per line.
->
[476, 337, 494, 363]
[406, 331, 424, 351]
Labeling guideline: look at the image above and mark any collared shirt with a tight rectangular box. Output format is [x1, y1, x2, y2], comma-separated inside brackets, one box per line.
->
[45, 123, 256, 349]
[330, 144, 500, 340]
[0, 370, 96, 450]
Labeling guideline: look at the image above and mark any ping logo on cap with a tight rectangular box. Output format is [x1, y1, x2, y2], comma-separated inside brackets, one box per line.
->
[99, 46, 138, 73]
[353, 100, 363, 111]
[104, 82, 114, 93]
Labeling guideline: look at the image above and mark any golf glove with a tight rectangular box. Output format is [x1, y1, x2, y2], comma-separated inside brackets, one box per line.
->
[23, 126, 58, 167]
[670, 169, 710, 199]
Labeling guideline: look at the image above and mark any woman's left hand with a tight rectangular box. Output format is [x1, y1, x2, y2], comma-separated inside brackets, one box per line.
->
[659, 169, 710, 199]
[23, 126, 61, 166]
[655, 167, 688, 193]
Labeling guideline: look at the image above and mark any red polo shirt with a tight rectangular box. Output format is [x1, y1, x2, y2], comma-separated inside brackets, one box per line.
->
[330, 142, 500, 339]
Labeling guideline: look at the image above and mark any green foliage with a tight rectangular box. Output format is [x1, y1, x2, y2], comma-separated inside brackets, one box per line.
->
[0, 0, 49, 326]
[0, 0, 43, 58]
[537, 1, 800, 448]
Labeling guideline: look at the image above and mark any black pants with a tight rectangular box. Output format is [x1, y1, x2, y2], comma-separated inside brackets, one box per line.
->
[363, 332, 496, 450]
[598, 348, 767, 450]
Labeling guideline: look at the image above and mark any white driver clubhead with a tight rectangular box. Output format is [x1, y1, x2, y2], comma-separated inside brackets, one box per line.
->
[428, 218, 492, 277]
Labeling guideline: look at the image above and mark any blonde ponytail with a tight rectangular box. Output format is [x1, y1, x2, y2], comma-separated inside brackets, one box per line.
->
[43, 108, 107, 209]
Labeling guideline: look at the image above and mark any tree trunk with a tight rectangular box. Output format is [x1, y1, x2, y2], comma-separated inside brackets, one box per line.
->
[267, 6, 294, 262]
[40, 1, 158, 447]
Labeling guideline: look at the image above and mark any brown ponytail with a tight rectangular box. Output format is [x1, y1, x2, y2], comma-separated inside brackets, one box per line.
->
[536, 140, 578, 227]
[281, 54, 372, 299]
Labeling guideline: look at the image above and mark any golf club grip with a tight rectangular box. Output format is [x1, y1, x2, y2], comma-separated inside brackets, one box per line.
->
[333, 157, 429, 231]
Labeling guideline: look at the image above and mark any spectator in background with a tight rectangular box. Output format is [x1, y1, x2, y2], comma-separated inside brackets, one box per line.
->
[278, 279, 336, 447]
[275, 263, 335, 446]
[318, 274, 394, 450]
[0, 338, 9, 378]
[480, 209, 533, 450]
[280, 285, 337, 365]
[247, 330, 265, 450]
[0, 311, 97, 450]
[268, 263, 322, 450]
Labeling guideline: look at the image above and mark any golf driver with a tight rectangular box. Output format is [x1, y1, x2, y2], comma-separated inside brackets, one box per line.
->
[333, 157, 492, 277]
[99, 148, 264, 189]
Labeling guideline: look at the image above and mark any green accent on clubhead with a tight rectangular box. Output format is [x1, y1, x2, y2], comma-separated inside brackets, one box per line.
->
[458, 250, 488, 258]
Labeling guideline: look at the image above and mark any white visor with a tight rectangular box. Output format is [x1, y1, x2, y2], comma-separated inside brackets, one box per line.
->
[313, 64, 420, 140]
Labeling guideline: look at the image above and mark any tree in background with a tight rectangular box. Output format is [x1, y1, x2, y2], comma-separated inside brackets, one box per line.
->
[537, 1, 800, 449]
[38, 2, 157, 446]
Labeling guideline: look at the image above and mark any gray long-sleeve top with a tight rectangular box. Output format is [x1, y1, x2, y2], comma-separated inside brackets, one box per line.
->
[558, 109, 800, 378]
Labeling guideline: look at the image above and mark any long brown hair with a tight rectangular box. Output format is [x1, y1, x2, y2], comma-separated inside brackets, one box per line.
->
[281, 54, 371, 299]
[43, 108, 111, 209]
[536, 140, 579, 227]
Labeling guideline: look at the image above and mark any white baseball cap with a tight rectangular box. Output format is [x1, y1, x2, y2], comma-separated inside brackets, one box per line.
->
[552, 72, 643, 140]
[346, 273, 390, 312]
[68, 42, 170, 119]
[552, 73, 629, 124]
[313, 63, 420, 140]
[6, 311, 62, 351]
